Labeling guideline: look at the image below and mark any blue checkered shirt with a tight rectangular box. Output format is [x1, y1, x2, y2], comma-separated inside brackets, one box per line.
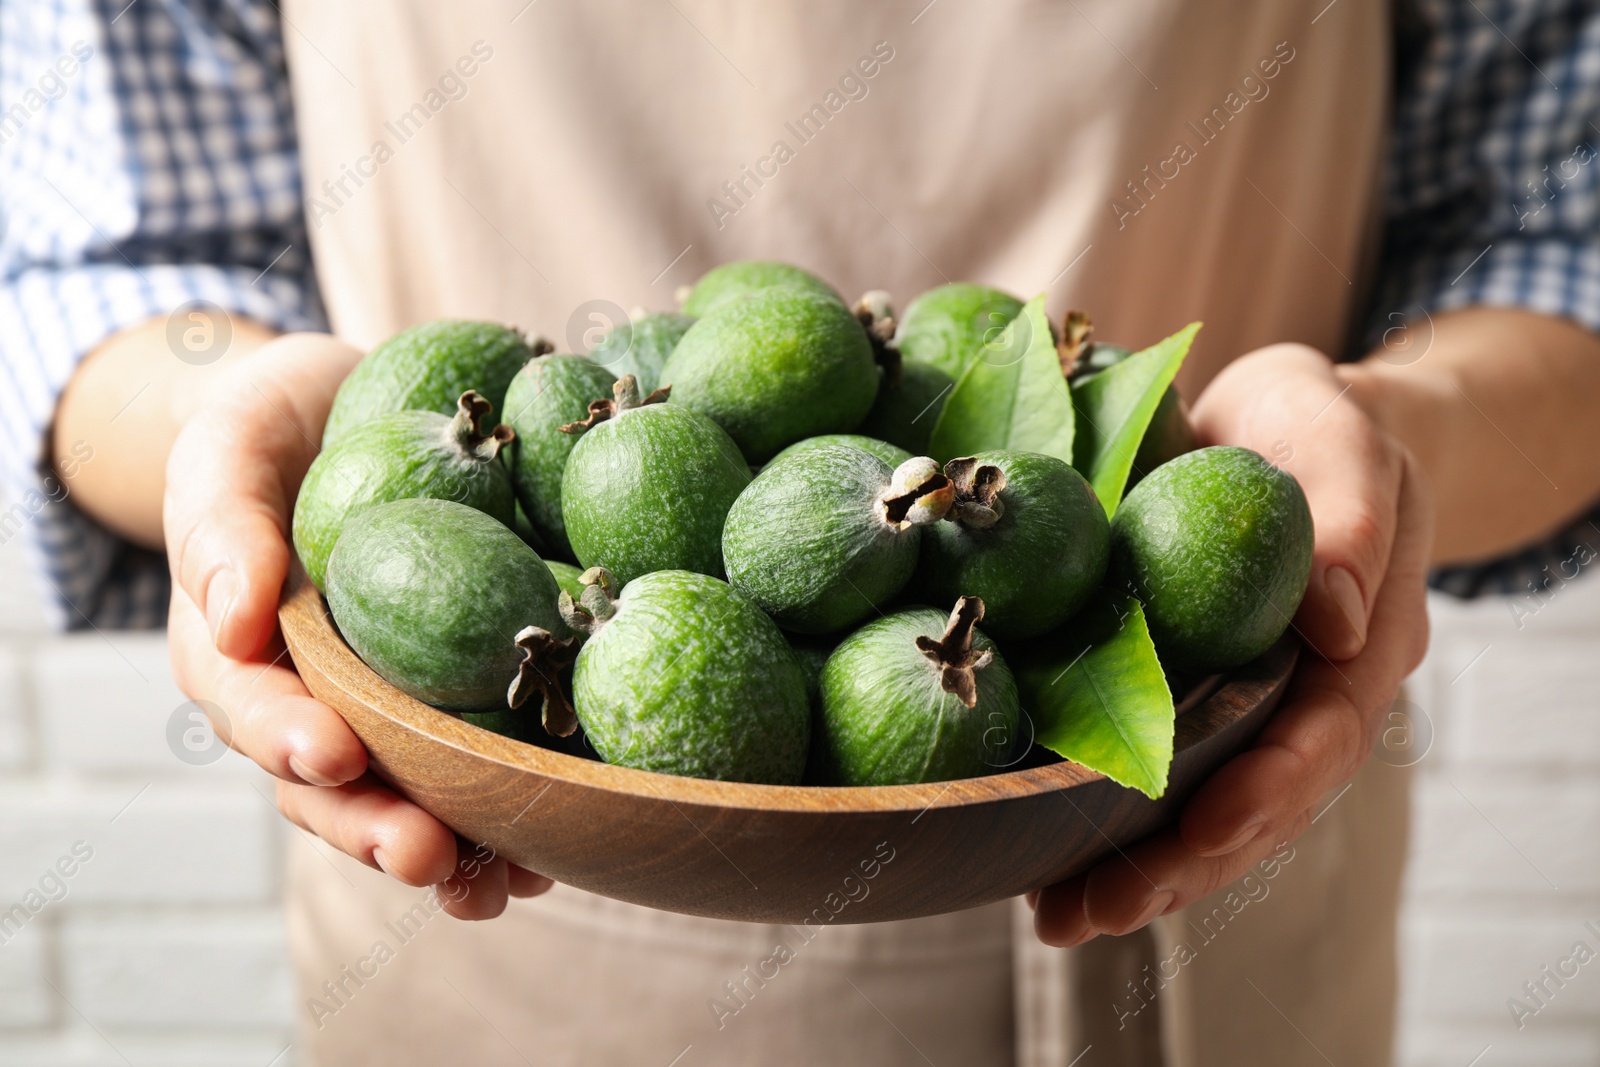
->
[3, 0, 1599, 628]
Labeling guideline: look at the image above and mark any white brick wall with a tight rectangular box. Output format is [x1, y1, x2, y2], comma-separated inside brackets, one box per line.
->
[3, 491, 1599, 1066]
[0, 521, 297, 1067]
[1397, 573, 1600, 1066]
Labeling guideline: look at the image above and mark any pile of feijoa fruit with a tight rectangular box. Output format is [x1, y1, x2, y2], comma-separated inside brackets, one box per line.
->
[294, 261, 1313, 796]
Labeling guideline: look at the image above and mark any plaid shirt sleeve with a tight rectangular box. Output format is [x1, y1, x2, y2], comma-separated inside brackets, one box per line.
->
[7, 2, 1600, 629]
[0, 0, 321, 631]
[1367, 0, 1600, 599]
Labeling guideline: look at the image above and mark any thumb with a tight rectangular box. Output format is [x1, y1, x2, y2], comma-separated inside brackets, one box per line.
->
[164, 334, 362, 660]
[1190, 345, 1407, 665]
[1283, 404, 1408, 664]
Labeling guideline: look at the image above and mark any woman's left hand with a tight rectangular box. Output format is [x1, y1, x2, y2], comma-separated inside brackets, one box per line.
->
[1031, 343, 1434, 945]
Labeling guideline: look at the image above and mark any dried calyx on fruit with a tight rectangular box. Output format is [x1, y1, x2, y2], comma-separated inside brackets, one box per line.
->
[1056, 308, 1094, 379]
[812, 596, 1021, 786]
[878, 456, 954, 529]
[508, 625, 581, 736]
[853, 289, 902, 387]
[557, 565, 621, 633]
[722, 444, 953, 634]
[914, 595, 996, 709]
[915, 450, 1110, 640]
[453, 391, 516, 457]
[559, 374, 672, 433]
[291, 390, 516, 592]
[942, 455, 1007, 529]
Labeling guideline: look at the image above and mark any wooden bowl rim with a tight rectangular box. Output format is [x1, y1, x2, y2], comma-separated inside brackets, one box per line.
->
[280, 564, 1295, 815]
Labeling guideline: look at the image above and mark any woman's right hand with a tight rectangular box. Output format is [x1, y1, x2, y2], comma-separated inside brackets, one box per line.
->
[162, 331, 552, 918]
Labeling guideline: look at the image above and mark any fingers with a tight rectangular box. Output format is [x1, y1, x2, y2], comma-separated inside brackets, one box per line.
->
[1190, 344, 1405, 662]
[163, 333, 362, 660]
[437, 839, 511, 921]
[1288, 420, 1404, 663]
[1180, 451, 1432, 857]
[1033, 454, 1434, 944]
[1075, 815, 1310, 936]
[168, 588, 367, 786]
[277, 775, 461, 888]
[508, 864, 555, 898]
[1032, 874, 1094, 948]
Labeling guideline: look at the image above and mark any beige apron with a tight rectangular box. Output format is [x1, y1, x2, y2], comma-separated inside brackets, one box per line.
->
[279, 3, 1402, 1063]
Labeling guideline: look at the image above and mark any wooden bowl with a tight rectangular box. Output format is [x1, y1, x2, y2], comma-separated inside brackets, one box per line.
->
[280, 565, 1297, 925]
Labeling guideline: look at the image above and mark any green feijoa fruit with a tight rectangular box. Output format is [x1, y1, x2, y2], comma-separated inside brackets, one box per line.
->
[544, 559, 587, 601]
[768, 433, 913, 470]
[679, 260, 841, 317]
[814, 597, 1020, 785]
[722, 445, 952, 634]
[323, 320, 542, 447]
[916, 451, 1110, 640]
[1071, 340, 1198, 485]
[586, 311, 694, 393]
[326, 499, 575, 723]
[857, 360, 955, 457]
[292, 392, 515, 593]
[661, 288, 880, 462]
[1111, 446, 1313, 671]
[502, 354, 617, 559]
[561, 376, 750, 585]
[894, 283, 1024, 380]
[553, 568, 810, 784]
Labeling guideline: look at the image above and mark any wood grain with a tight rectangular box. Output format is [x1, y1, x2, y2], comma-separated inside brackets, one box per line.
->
[280, 563, 1297, 924]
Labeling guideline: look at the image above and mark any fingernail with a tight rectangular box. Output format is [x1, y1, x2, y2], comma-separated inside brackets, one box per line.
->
[1206, 814, 1267, 856]
[205, 568, 240, 645]
[288, 753, 343, 788]
[1325, 566, 1367, 648]
[372, 847, 395, 877]
[1131, 890, 1176, 929]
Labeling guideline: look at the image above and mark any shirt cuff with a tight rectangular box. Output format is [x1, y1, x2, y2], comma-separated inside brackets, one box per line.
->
[0, 262, 324, 630]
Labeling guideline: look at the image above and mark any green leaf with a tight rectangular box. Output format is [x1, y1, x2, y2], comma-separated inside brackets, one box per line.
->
[1013, 591, 1175, 799]
[927, 294, 1074, 464]
[1070, 322, 1200, 516]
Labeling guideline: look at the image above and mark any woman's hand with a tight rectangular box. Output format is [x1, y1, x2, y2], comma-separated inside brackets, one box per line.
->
[1032, 343, 1434, 945]
[162, 332, 553, 919]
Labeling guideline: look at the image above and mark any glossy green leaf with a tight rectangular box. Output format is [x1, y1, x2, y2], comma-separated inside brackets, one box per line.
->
[927, 294, 1075, 464]
[1013, 591, 1175, 799]
[1070, 323, 1200, 516]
